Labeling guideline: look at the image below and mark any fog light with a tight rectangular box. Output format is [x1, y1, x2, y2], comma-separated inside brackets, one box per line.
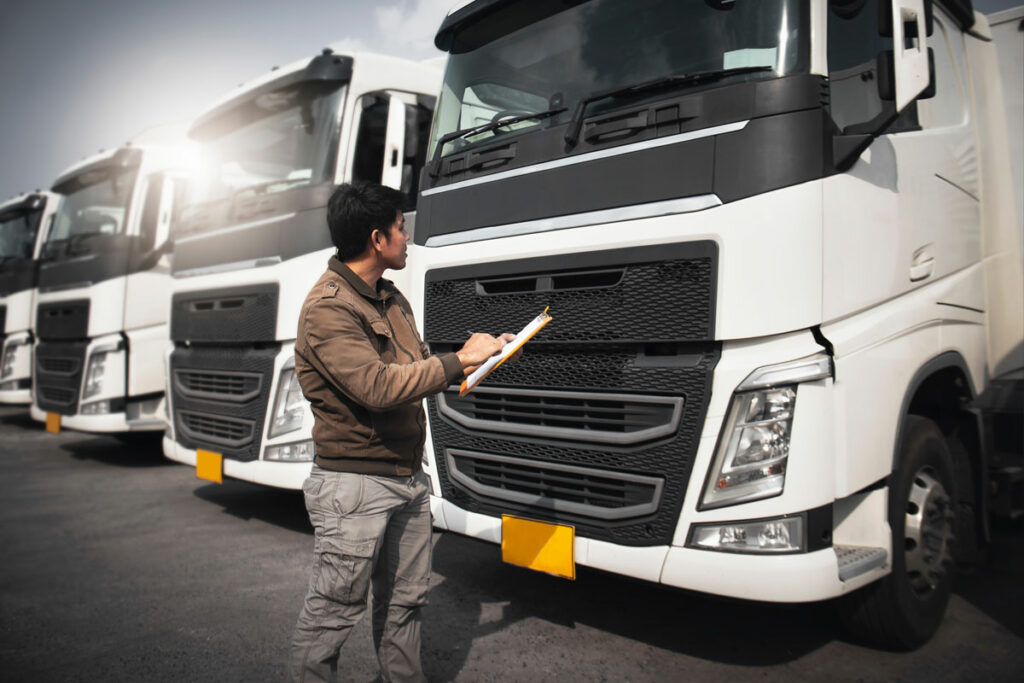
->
[81, 400, 111, 415]
[264, 439, 315, 462]
[687, 515, 804, 554]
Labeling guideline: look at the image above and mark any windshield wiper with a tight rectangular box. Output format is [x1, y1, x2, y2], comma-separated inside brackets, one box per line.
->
[233, 176, 311, 199]
[564, 66, 774, 147]
[429, 107, 567, 177]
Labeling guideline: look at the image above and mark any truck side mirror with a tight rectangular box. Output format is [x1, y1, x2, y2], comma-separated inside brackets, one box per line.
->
[876, 47, 935, 102]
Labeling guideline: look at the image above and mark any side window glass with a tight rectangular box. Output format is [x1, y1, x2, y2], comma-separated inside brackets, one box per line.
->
[828, 0, 895, 131]
[401, 96, 436, 211]
[138, 173, 165, 252]
[351, 93, 390, 186]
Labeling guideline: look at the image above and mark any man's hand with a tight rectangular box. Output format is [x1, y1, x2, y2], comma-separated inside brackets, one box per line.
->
[456, 333, 504, 376]
[499, 333, 523, 363]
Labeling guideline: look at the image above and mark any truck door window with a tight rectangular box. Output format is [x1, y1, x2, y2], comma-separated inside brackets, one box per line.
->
[351, 92, 436, 210]
[828, 0, 894, 132]
[138, 174, 165, 252]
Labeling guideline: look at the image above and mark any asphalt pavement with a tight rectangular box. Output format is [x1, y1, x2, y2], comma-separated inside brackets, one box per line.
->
[1, 405, 1022, 682]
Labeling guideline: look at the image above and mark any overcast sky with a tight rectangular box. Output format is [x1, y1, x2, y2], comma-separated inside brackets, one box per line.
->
[0, 0, 1018, 200]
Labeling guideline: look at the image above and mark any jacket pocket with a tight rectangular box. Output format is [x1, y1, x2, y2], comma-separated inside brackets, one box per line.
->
[369, 319, 396, 363]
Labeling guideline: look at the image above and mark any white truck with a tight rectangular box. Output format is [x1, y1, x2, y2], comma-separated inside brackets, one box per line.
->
[0, 191, 58, 404]
[30, 139, 192, 434]
[413, 0, 1023, 648]
[162, 50, 441, 489]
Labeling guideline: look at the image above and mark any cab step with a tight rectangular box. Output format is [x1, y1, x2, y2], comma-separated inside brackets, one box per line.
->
[835, 545, 888, 581]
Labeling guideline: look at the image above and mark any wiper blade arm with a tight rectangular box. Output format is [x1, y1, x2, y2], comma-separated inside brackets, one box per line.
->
[564, 66, 774, 147]
[429, 107, 566, 177]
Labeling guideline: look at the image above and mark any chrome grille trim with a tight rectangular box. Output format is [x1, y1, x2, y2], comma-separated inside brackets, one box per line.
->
[173, 369, 263, 403]
[445, 448, 663, 521]
[437, 386, 683, 445]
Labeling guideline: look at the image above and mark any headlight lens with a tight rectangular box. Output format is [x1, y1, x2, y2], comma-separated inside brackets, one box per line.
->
[687, 515, 804, 554]
[269, 363, 306, 438]
[700, 352, 831, 510]
[1, 337, 28, 379]
[82, 352, 108, 399]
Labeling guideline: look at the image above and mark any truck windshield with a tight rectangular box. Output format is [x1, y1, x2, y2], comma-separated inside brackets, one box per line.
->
[48, 168, 138, 243]
[190, 85, 345, 205]
[0, 209, 41, 261]
[430, 0, 807, 157]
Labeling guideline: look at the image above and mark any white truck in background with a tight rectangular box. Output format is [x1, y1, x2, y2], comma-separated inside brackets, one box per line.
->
[413, 0, 1023, 649]
[29, 136, 192, 434]
[162, 50, 441, 488]
[0, 191, 58, 403]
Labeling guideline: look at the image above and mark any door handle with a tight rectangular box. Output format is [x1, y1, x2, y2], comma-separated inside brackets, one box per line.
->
[910, 251, 934, 282]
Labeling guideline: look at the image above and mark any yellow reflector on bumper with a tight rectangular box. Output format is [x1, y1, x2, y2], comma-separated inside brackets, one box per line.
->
[501, 515, 575, 580]
[196, 449, 223, 484]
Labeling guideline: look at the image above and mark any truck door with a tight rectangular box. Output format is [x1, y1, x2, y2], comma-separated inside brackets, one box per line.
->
[349, 90, 436, 216]
[822, 0, 980, 320]
[122, 171, 175, 398]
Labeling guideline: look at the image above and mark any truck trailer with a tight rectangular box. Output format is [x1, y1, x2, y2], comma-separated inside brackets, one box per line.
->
[161, 50, 441, 489]
[30, 139, 192, 433]
[0, 192, 58, 404]
[413, 0, 1023, 648]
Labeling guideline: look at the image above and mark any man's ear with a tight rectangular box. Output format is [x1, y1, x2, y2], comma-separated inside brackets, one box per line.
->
[369, 228, 384, 252]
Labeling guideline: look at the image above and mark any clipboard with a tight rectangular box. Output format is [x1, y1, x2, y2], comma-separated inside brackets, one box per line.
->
[459, 307, 552, 396]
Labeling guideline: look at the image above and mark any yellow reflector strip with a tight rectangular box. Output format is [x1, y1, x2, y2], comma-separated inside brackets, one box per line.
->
[45, 412, 61, 434]
[196, 449, 223, 484]
[501, 515, 575, 580]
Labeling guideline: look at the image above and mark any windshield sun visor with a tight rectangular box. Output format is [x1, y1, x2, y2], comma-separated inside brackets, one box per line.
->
[189, 53, 353, 141]
[51, 148, 142, 196]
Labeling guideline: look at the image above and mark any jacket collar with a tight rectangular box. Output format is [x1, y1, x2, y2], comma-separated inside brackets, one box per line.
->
[328, 256, 396, 302]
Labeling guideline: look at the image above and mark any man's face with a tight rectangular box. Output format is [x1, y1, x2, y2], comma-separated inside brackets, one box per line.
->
[378, 211, 409, 270]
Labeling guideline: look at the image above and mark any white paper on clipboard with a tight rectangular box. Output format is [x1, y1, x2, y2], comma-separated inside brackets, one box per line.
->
[459, 308, 552, 395]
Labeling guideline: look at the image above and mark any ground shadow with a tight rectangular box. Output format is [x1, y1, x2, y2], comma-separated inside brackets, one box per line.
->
[192, 480, 311, 534]
[953, 517, 1024, 640]
[422, 533, 840, 681]
[0, 406, 37, 430]
[59, 433, 171, 468]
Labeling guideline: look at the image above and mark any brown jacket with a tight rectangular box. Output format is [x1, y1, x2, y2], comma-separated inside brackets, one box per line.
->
[295, 257, 463, 475]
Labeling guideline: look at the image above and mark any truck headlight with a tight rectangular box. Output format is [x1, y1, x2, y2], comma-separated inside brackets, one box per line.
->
[700, 353, 832, 510]
[1, 337, 28, 379]
[82, 352, 108, 400]
[264, 439, 315, 462]
[269, 360, 306, 438]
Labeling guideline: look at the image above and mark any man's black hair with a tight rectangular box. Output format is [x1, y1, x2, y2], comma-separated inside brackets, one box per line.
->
[327, 181, 405, 260]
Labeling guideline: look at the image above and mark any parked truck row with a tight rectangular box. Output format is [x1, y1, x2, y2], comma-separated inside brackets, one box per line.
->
[2, 0, 1021, 650]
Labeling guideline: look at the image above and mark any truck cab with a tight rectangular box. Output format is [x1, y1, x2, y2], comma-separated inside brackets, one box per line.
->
[162, 50, 440, 489]
[0, 192, 58, 404]
[415, 0, 1022, 648]
[30, 142, 192, 433]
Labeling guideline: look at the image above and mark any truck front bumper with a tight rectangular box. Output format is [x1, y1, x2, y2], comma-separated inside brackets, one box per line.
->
[431, 498, 856, 603]
[162, 436, 312, 490]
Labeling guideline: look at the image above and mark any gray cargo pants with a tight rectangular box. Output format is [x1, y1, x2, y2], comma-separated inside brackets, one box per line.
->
[289, 467, 432, 683]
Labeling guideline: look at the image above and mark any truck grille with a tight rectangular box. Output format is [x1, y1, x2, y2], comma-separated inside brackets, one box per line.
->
[169, 343, 279, 462]
[424, 243, 719, 547]
[447, 449, 663, 520]
[438, 387, 682, 445]
[34, 341, 88, 415]
[173, 369, 263, 402]
[38, 357, 80, 375]
[177, 411, 254, 448]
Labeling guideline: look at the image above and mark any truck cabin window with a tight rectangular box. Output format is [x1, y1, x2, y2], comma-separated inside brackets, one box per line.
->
[0, 209, 42, 261]
[189, 85, 345, 207]
[430, 0, 808, 158]
[48, 168, 138, 243]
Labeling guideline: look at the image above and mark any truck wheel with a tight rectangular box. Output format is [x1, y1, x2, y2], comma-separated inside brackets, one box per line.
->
[837, 415, 958, 649]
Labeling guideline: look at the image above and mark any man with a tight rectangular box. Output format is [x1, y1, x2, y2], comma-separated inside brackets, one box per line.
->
[289, 181, 510, 682]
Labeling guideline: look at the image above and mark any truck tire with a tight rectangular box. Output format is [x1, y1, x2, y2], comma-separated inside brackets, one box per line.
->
[837, 415, 958, 649]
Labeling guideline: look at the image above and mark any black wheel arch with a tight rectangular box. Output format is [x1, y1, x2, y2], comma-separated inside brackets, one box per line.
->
[892, 351, 989, 545]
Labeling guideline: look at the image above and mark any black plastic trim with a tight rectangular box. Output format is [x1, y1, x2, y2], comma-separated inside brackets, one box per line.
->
[935, 0, 975, 30]
[171, 283, 279, 343]
[189, 54, 353, 140]
[0, 306, 5, 335]
[172, 184, 334, 274]
[35, 300, 90, 340]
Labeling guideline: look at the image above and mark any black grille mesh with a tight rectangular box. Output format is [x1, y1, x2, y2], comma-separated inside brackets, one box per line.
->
[178, 411, 254, 447]
[425, 256, 713, 344]
[34, 341, 88, 415]
[38, 357, 79, 374]
[175, 370, 261, 401]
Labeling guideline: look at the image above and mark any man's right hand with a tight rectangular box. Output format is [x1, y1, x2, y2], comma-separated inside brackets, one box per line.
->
[456, 333, 504, 376]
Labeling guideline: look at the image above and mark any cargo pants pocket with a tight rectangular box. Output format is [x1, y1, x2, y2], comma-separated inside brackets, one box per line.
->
[316, 535, 377, 606]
